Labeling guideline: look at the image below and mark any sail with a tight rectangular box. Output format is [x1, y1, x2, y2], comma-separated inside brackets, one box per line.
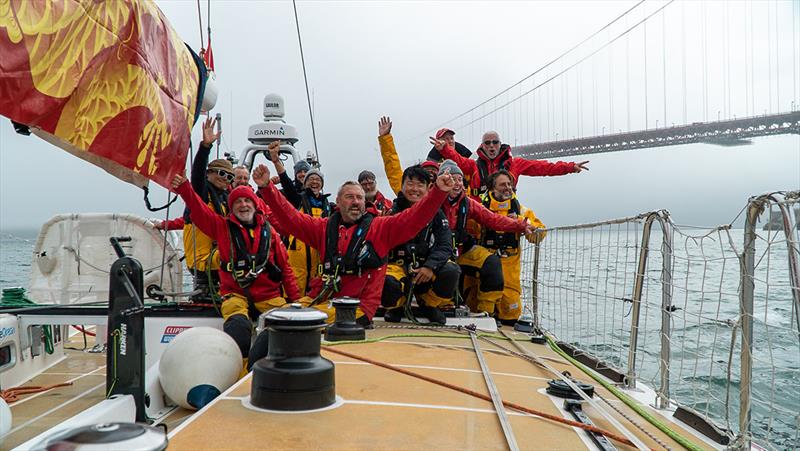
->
[0, 0, 207, 188]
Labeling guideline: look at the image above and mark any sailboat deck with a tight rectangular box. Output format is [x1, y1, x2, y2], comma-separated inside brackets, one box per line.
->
[3, 333, 192, 450]
[167, 326, 708, 450]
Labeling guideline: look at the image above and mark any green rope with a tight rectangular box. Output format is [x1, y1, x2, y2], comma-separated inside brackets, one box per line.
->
[544, 335, 705, 451]
[2, 288, 54, 354]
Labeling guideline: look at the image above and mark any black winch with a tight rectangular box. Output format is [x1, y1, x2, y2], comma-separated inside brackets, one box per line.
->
[250, 305, 335, 411]
[324, 297, 365, 342]
[35, 423, 167, 450]
[545, 373, 595, 400]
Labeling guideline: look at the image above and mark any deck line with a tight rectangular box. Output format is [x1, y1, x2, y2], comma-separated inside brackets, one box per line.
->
[3, 382, 105, 438]
[9, 365, 106, 408]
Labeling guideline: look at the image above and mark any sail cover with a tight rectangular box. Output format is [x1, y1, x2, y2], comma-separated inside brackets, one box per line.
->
[0, 0, 207, 188]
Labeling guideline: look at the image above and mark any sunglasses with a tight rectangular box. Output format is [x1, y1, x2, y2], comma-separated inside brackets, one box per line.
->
[483, 140, 500, 145]
[214, 169, 234, 183]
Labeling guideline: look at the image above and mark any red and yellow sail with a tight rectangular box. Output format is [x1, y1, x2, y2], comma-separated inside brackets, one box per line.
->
[0, 0, 206, 188]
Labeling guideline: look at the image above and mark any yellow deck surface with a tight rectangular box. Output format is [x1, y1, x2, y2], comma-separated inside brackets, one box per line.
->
[168, 327, 710, 451]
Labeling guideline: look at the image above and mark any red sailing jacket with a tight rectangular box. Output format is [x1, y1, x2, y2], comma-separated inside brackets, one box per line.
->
[259, 182, 447, 319]
[175, 181, 301, 302]
[366, 190, 393, 216]
[440, 192, 528, 255]
[157, 216, 185, 231]
[439, 144, 576, 200]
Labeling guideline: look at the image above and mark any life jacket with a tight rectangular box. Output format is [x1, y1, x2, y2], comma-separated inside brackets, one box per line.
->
[471, 145, 512, 198]
[481, 193, 522, 251]
[387, 194, 433, 268]
[452, 196, 474, 254]
[320, 212, 386, 283]
[222, 220, 280, 288]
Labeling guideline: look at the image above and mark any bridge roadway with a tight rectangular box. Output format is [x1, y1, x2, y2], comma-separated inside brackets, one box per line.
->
[514, 111, 800, 159]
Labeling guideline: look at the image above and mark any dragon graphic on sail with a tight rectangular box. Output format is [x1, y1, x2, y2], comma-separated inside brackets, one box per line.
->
[0, 0, 209, 188]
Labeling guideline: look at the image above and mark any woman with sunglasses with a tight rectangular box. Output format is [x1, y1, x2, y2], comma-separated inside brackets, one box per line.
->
[433, 130, 589, 201]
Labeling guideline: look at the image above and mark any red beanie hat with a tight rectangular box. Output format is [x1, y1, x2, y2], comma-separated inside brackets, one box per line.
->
[228, 186, 261, 211]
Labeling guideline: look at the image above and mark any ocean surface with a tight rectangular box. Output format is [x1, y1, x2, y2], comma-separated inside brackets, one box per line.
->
[1, 228, 798, 448]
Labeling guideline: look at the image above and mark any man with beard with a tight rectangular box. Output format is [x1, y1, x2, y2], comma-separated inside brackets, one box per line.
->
[267, 145, 331, 295]
[254, 142, 458, 323]
[433, 158, 538, 317]
[479, 170, 545, 324]
[358, 170, 393, 216]
[171, 173, 302, 368]
[436, 130, 589, 200]
[381, 165, 459, 325]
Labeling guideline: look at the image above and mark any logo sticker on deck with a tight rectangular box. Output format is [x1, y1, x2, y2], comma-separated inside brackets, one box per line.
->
[161, 326, 192, 343]
[0, 327, 15, 340]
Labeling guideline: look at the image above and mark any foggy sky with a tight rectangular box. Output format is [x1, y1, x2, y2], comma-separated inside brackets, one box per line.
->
[1, 0, 798, 232]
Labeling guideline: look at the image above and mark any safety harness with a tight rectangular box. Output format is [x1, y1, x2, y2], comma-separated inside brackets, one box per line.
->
[472, 148, 512, 198]
[452, 196, 474, 255]
[481, 193, 522, 252]
[387, 196, 433, 271]
[317, 212, 386, 296]
[223, 220, 280, 288]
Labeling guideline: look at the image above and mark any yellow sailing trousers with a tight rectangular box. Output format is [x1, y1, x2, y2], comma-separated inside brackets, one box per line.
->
[220, 293, 288, 321]
[496, 251, 522, 321]
[384, 263, 455, 309]
[457, 245, 504, 314]
[287, 238, 321, 296]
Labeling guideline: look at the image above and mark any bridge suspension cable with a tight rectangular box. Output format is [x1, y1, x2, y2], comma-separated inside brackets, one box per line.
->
[406, 0, 647, 143]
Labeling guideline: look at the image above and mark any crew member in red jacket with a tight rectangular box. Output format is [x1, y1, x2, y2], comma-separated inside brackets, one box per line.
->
[253, 142, 458, 323]
[171, 174, 302, 361]
[434, 131, 589, 200]
[436, 160, 538, 316]
[359, 170, 393, 216]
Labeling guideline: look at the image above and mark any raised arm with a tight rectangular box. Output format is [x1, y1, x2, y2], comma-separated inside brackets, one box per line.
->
[434, 139, 477, 176]
[377, 116, 403, 195]
[254, 163, 326, 251]
[269, 142, 302, 207]
[190, 117, 221, 194]
[172, 175, 226, 239]
[511, 157, 583, 177]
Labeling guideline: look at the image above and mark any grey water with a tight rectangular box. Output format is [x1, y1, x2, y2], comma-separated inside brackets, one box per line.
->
[531, 227, 799, 450]
[2, 228, 799, 449]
